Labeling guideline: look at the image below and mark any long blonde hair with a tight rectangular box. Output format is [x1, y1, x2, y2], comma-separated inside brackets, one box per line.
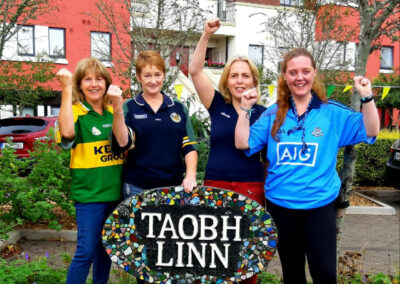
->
[218, 56, 261, 104]
[72, 58, 112, 109]
[271, 48, 327, 141]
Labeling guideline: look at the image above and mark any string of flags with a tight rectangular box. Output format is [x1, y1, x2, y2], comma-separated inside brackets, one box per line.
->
[326, 84, 400, 100]
[174, 84, 399, 101]
[174, 84, 184, 100]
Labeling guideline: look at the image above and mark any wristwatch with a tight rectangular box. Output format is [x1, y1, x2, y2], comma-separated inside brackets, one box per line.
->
[360, 93, 374, 104]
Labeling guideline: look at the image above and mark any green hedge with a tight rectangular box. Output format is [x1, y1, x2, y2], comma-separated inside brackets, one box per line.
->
[336, 139, 396, 186]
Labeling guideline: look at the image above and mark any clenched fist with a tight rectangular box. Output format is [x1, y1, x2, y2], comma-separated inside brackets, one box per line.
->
[107, 84, 123, 110]
[56, 68, 73, 88]
[204, 19, 220, 35]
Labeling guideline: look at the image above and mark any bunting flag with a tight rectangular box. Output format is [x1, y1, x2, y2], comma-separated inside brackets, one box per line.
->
[268, 85, 275, 97]
[381, 87, 391, 100]
[343, 85, 353, 93]
[326, 85, 336, 98]
[174, 84, 183, 100]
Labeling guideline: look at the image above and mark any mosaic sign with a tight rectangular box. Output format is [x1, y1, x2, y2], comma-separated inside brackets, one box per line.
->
[102, 186, 278, 283]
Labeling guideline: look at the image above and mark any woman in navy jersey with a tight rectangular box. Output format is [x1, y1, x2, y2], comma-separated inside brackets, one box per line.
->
[236, 47, 380, 284]
[189, 19, 267, 284]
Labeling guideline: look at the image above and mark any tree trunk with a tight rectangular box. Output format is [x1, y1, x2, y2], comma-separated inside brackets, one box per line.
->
[336, 3, 373, 264]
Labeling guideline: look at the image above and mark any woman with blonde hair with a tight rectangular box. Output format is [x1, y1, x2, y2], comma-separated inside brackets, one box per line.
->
[189, 19, 267, 284]
[57, 58, 124, 284]
[236, 47, 380, 283]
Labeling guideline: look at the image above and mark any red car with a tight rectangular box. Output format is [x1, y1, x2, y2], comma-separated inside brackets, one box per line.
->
[0, 116, 58, 158]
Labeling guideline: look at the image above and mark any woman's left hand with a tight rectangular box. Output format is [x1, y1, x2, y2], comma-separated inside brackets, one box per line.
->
[354, 76, 372, 98]
[182, 175, 197, 193]
[241, 88, 258, 109]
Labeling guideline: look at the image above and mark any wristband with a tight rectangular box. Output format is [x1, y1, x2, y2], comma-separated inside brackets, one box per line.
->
[240, 106, 253, 119]
[360, 94, 374, 104]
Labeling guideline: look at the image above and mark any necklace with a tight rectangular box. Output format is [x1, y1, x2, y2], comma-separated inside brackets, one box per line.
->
[288, 95, 313, 153]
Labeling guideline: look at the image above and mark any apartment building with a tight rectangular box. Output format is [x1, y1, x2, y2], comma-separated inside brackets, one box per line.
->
[1, 0, 398, 120]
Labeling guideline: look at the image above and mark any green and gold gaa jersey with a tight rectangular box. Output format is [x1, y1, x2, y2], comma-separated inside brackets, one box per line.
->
[58, 101, 124, 203]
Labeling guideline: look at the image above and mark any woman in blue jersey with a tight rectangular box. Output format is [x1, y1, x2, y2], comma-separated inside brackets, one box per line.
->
[235, 47, 380, 284]
[189, 19, 266, 208]
[57, 58, 124, 284]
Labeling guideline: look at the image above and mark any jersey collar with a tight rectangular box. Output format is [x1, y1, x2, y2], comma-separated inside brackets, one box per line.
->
[289, 92, 322, 120]
[134, 92, 174, 109]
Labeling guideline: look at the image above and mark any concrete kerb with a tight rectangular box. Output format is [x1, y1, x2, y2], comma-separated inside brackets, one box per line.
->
[346, 191, 396, 215]
[0, 229, 76, 251]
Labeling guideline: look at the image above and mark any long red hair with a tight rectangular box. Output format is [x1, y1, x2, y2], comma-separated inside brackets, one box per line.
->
[271, 48, 327, 141]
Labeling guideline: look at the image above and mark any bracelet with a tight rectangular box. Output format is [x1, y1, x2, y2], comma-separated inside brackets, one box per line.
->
[240, 106, 253, 119]
[360, 94, 374, 104]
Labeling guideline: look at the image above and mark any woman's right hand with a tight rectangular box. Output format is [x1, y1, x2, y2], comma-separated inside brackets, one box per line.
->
[204, 19, 220, 35]
[56, 68, 73, 89]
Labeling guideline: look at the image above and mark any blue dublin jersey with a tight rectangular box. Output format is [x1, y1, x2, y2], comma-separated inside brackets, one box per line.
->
[245, 95, 376, 209]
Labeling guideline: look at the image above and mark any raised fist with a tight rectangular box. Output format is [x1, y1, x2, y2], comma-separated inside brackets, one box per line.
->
[204, 19, 220, 35]
[56, 68, 73, 88]
[107, 84, 123, 109]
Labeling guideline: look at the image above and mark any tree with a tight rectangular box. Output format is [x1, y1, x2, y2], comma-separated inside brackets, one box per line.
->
[337, 0, 400, 231]
[92, 0, 208, 96]
[0, 57, 56, 115]
[0, 0, 56, 59]
[253, 0, 357, 77]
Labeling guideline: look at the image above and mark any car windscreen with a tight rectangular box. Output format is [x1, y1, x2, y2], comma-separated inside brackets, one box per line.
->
[0, 118, 48, 135]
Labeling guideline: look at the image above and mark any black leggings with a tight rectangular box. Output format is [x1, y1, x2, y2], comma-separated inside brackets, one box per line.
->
[266, 199, 337, 284]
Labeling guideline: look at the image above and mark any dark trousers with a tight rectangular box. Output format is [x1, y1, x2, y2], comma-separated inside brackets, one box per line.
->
[266, 199, 337, 284]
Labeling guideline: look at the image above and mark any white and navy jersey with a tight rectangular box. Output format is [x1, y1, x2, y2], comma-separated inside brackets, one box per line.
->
[246, 94, 376, 209]
[111, 92, 197, 189]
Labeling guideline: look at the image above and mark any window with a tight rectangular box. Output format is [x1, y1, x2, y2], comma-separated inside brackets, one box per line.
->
[280, 0, 302, 6]
[380, 46, 393, 70]
[91, 32, 111, 61]
[205, 48, 214, 62]
[49, 28, 65, 58]
[249, 45, 264, 66]
[335, 41, 347, 65]
[217, 0, 227, 21]
[17, 25, 34, 56]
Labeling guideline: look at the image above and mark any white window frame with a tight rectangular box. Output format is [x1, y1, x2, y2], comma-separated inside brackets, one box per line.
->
[49, 28, 66, 58]
[249, 45, 264, 66]
[91, 31, 111, 62]
[380, 46, 393, 70]
[17, 25, 35, 56]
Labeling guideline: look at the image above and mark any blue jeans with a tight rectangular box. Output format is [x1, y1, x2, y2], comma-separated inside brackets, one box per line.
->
[123, 182, 144, 199]
[66, 201, 119, 284]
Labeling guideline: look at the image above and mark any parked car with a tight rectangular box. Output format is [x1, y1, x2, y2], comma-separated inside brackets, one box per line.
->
[0, 116, 58, 158]
[385, 139, 400, 188]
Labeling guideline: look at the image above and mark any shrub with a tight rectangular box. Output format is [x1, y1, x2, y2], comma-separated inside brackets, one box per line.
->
[336, 137, 397, 186]
[0, 257, 67, 283]
[0, 132, 74, 239]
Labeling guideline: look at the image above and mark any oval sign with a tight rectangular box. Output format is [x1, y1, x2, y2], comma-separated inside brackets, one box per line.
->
[102, 186, 278, 283]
